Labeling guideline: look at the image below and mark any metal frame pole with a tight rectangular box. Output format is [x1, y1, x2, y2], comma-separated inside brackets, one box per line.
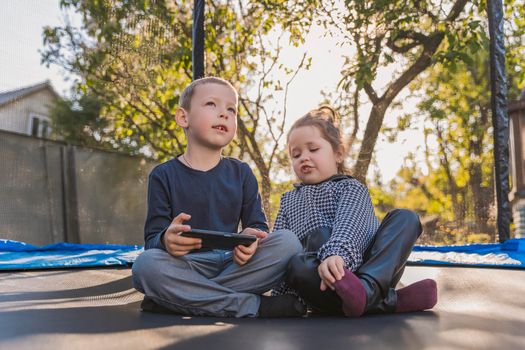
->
[487, 0, 511, 241]
[192, 0, 205, 80]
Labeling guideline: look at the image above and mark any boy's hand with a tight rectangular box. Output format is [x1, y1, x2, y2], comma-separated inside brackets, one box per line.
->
[318, 255, 345, 291]
[233, 228, 267, 266]
[241, 227, 268, 239]
[163, 213, 202, 257]
[233, 239, 258, 266]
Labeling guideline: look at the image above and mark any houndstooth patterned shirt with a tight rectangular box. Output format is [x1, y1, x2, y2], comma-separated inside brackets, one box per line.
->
[272, 175, 379, 296]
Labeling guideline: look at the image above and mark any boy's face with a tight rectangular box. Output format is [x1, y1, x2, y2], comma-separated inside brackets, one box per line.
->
[178, 83, 238, 150]
[288, 125, 342, 185]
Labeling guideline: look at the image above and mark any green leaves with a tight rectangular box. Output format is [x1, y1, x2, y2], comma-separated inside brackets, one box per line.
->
[42, 0, 312, 219]
[42, 0, 196, 158]
[397, 0, 525, 236]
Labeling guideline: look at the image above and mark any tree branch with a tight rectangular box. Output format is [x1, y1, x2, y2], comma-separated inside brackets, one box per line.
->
[364, 83, 380, 104]
[381, 0, 468, 105]
[386, 30, 429, 53]
[446, 0, 468, 21]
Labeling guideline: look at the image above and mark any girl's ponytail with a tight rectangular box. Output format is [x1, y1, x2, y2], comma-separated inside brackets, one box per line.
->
[317, 105, 340, 126]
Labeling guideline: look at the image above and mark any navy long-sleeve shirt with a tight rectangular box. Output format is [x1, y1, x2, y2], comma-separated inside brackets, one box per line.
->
[144, 156, 268, 250]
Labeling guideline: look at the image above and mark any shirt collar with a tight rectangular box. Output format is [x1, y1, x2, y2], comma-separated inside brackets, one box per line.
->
[293, 174, 352, 189]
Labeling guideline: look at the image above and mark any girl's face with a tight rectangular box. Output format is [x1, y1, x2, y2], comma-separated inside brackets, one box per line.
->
[288, 125, 343, 185]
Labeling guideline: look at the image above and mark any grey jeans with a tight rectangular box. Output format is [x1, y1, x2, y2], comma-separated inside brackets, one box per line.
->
[132, 229, 302, 317]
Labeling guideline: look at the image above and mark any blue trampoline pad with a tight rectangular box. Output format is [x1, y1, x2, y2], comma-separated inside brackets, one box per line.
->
[1, 238, 524, 270]
[407, 238, 525, 268]
[0, 240, 142, 270]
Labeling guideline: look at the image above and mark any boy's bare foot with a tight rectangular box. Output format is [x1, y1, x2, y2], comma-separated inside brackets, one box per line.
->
[258, 295, 306, 318]
[395, 279, 438, 313]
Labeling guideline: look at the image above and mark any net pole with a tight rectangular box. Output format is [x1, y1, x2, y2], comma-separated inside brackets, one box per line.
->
[487, 0, 511, 241]
[192, 0, 205, 80]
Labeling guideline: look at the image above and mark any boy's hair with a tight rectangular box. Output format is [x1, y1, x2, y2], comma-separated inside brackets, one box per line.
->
[179, 77, 238, 110]
[287, 105, 349, 175]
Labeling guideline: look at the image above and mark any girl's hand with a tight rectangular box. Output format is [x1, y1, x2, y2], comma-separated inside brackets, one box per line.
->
[318, 255, 345, 291]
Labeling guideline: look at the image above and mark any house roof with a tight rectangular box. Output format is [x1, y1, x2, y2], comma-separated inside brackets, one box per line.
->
[0, 80, 59, 107]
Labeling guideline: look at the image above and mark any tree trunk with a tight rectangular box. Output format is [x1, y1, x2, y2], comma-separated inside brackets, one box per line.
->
[436, 125, 465, 226]
[352, 31, 447, 183]
[237, 118, 273, 226]
[469, 105, 493, 234]
[353, 103, 387, 183]
[348, 0, 474, 182]
[260, 171, 272, 228]
[469, 165, 491, 233]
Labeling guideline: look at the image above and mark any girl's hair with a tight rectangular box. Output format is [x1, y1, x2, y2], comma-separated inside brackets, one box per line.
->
[287, 105, 349, 175]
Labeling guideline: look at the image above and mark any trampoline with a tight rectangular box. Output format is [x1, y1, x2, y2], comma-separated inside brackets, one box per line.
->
[1, 1, 523, 349]
[1, 265, 524, 349]
[0, 239, 524, 349]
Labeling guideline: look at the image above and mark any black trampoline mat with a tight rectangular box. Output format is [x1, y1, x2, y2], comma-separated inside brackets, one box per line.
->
[1, 266, 524, 349]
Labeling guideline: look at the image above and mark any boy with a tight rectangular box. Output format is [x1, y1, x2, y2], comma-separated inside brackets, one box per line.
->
[132, 77, 305, 318]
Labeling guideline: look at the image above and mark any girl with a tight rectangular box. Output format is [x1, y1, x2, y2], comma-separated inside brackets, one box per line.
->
[272, 106, 437, 317]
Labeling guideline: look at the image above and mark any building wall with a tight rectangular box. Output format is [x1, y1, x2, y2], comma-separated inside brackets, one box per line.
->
[0, 88, 57, 135]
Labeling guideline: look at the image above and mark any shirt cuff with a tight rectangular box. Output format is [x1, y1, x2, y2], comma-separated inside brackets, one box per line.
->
[146, 228, 168, 250]
[247, 224, 269, 233]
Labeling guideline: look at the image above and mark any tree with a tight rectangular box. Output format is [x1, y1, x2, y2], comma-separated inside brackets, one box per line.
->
[48, 93, 108, 148]
[42, 0, 309, 220]
[396, 0, 525, 236]
[410, 50, 495, 233]
[43, 0, 192, 155]
[266, 0, 486, 183]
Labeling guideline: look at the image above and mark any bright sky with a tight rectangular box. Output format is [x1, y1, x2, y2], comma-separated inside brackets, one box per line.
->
[0, 0, 427, 183]
[0, 0, 70, 94]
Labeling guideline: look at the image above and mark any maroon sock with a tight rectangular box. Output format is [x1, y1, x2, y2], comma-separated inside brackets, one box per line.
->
[333, 269, 366, 318]
[395, 279, 438, 313]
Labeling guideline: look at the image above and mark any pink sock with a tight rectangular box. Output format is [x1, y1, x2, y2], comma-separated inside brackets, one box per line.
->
[395, 279, 438, 313]
[333, 269, 366, 318]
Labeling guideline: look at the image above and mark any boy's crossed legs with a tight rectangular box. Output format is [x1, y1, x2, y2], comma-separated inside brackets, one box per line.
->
[132, 229, 303, 318]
